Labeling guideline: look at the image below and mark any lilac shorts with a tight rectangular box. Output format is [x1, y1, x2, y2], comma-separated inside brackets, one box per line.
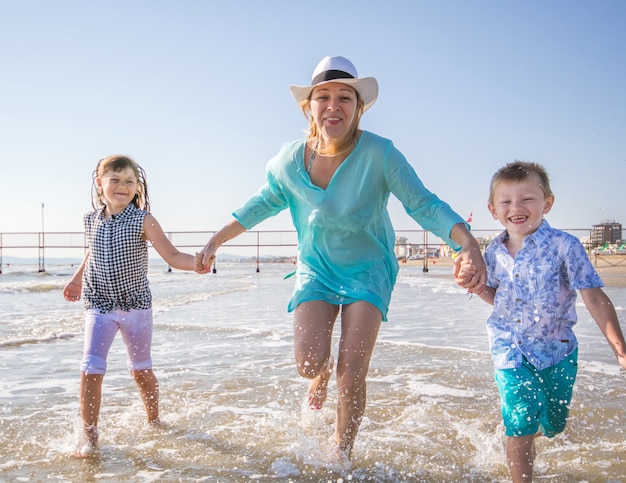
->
[80, 308, 153, 375]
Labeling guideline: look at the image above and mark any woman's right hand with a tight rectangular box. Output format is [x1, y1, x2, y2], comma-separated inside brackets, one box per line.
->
[195, 245, 216, 274]
[195, 219, 248, 274]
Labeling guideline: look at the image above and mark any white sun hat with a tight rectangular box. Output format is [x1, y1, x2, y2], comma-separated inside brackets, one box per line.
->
[289, 56, 379, 112]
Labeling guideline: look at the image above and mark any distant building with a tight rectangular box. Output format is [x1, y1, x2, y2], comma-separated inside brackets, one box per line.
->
[395, 236, 409, 259]
[591, 222, 622, 246]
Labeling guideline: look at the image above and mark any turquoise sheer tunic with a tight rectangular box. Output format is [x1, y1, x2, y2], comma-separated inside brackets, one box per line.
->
[233, 131, 465, 320]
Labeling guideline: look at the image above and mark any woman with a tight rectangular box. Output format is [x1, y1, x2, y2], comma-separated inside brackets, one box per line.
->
[197, 56, 486, 463]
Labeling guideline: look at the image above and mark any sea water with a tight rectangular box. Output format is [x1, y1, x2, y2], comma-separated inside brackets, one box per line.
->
[0, 261, 624, 482]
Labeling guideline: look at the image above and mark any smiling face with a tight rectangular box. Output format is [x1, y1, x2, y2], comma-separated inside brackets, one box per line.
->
[309, 82, 358, 143]
[488, 174, 555, 240]
[97, 167, 138, 216]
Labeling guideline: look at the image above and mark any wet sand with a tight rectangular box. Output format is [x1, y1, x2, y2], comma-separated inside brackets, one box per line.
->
[591, 254, 626, 288]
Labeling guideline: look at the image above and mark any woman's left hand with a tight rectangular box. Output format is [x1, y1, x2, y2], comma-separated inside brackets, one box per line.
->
[453, 248, 487, 294]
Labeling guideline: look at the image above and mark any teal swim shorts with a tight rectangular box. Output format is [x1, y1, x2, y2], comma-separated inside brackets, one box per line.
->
[494, 349, 578, 438]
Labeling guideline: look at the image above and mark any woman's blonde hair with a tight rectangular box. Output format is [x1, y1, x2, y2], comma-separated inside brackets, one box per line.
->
[298, 86, 365, 156]
[92, 155, 150, 211]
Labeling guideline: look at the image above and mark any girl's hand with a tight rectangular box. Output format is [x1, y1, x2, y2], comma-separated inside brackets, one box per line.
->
[195, 250, 215, 274]
[194, 220, 247, 274]
[63, 281, 82, 302]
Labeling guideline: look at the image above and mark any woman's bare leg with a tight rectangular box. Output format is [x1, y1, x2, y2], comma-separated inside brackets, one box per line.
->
[294, 301, 339, 409]
[334, 301, 381, 457]
[293, 300, 381, 459]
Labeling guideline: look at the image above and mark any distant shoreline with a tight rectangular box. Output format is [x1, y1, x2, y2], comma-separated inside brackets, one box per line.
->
[402, 255, 626, 288]
[4, 254, 626, 288]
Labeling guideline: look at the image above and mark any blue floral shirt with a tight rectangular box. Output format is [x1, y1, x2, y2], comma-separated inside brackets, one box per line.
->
[484, 220, 603, 370]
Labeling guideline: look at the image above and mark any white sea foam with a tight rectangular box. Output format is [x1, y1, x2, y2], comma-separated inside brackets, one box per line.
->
[1, 262, 625, 481]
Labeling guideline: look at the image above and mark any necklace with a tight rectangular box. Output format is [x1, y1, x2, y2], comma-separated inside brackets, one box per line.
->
[307, 137, 359, 173]
[307, 140, 319, 173]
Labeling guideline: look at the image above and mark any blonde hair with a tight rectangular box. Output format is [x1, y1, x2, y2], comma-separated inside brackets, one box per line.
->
[92, 155, 150, 211]
[489, 161, 552, 205]
[298, 86, 365, 156]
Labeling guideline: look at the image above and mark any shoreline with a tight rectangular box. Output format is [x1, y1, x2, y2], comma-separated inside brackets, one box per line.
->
[402, 255, 626, 288]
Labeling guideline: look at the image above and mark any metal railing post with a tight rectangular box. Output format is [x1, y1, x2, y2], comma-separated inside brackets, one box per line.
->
[38, 232, 45, 272]
[256, 231, 260, 273]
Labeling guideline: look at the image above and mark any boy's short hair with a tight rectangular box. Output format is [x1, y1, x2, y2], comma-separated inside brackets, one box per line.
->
[489, 161, 553, 205]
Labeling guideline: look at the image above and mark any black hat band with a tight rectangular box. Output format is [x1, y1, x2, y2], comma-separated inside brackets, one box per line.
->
[312, 70, 355, 85]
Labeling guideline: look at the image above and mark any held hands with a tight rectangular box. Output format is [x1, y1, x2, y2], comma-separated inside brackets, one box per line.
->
[194, 247, 216, 274]
[453, 249, 487, 295]
[194, 220, 246, 275]
[454, 259, 477, 286]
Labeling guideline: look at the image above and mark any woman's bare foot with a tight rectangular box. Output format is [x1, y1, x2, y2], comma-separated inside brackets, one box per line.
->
[308, 356, 334, 410]
[327, 442, 353, 472]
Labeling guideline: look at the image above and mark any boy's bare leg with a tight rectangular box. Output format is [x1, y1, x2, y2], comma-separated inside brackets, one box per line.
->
[131, 369, 160, 424]
[506, 435, 535, 483]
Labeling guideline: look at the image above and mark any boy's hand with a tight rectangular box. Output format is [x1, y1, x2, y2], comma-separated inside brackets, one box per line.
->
[454, 259, 484, 293]
[454, 260, 475, 281]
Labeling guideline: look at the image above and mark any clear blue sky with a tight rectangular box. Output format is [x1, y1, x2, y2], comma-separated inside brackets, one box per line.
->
[1, 0, 625, 237]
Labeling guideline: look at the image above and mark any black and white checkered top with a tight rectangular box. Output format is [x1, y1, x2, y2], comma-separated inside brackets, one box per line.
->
[83, 204, 152, 313]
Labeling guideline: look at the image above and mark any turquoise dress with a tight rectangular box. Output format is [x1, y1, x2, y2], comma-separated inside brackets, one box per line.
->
[233, 131, 465, 320]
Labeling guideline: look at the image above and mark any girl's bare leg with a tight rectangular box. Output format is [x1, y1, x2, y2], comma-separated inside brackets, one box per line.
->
[334, 302, 381, 458]
[78, 373, 103, 455]
[131, 369, 160, 424]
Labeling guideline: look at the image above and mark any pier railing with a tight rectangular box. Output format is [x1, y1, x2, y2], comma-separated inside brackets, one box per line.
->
[0, 227, 618, 274]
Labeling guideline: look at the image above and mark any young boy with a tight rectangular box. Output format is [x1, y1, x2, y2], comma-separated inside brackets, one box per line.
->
[457, 161, 626, 482]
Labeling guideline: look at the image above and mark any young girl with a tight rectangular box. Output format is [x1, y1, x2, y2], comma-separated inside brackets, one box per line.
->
[64, 155, 199, 457]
